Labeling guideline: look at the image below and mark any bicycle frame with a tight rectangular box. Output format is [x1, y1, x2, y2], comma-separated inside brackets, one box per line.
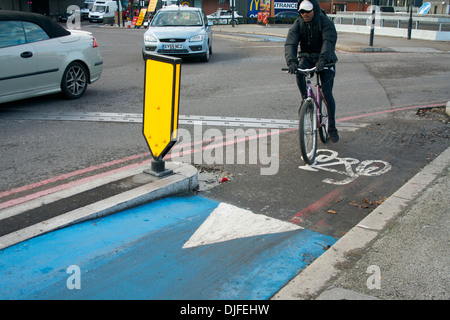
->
[303, 68, 328, 130]
[282, 65, 332, 164]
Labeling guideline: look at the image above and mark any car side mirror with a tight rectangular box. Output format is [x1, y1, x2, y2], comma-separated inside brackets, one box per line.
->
[207, 21, 213, 26]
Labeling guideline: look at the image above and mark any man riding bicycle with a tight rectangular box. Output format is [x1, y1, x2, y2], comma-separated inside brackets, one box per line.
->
[285, 0, 339, 142]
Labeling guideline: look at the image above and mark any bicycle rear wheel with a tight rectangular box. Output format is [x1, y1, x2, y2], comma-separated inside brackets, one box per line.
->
[298, 100, 317, 165]
[318, 97, 329, 144]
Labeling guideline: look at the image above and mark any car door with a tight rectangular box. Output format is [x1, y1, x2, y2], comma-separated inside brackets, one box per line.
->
[23, 21, 63, 94]
[203, 11, 213, 45]
[0, 21, 37, 102]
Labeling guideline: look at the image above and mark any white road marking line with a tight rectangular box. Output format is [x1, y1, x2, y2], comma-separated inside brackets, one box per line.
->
[182, 202, 303, 249]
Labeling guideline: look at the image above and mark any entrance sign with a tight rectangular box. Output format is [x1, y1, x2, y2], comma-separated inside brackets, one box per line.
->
[143, 53, 181, 176]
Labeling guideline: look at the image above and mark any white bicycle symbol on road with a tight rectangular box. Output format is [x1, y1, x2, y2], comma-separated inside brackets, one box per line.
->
[299, 149, 392, 185]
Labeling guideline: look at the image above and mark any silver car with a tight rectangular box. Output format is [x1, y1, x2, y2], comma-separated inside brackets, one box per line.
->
[0, 10, 103, 104]
[143, 6, 213, 62]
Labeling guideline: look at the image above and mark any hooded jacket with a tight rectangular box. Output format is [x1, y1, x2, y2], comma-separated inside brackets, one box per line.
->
[285, 0, 338, 66]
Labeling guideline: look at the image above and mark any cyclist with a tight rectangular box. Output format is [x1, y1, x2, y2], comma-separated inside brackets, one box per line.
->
[285, 0, 339, 142]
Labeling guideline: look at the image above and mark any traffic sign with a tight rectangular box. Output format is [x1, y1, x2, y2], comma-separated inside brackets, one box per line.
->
[136, 8, 147, 26]
[148, 0, 158, 13]
[143, 53, 181, 176]
[418, 2, 431, 14]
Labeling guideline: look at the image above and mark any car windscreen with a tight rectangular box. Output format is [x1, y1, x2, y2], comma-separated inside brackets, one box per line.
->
[92, 5, 106, 13]
[151, 11, 202, 27]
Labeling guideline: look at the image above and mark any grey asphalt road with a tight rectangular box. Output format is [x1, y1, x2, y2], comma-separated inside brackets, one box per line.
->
[0, 24, 448, 240]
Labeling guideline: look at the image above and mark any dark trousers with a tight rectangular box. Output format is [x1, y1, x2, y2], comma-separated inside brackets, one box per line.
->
[296, 59, 336, 128]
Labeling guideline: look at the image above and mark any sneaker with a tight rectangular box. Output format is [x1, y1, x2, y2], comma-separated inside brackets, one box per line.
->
[328, 127, 339, 143]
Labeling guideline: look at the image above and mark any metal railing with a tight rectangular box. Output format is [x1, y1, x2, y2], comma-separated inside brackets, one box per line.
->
[330, 12, 450, 32]
[208, 17, 300, 25]
[209, 13, 450, 31]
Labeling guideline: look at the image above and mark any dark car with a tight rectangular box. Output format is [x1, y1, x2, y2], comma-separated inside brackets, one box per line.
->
[274, 11, 299, 24]
[380, 6, 395, 13]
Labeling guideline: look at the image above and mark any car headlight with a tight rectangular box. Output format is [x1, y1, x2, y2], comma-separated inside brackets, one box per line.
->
[189, 34, 203, 42]
[144, 34, 157, 43]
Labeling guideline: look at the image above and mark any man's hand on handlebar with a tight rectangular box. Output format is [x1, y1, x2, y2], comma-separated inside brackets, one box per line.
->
[283, 63, 334, 75]
[288, 62, 299, 74]
[315, 60, 325, 73]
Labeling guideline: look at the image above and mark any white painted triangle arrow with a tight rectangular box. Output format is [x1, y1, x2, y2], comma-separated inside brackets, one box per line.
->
[182, 203, 303, 249]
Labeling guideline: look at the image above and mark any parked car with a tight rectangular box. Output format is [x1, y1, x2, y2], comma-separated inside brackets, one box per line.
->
[58, 11, 72, 22]
[0, 10, 102, 104]
[380, 6, 395, 13]
[143, 6, 213, 62]
[207, 9, 243, 25]
[273, 11, 299, 24]
[58, 7, 81, 22]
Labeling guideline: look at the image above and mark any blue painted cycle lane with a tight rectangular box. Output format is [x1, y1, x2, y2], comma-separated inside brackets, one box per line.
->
[0, 195, 336, 300]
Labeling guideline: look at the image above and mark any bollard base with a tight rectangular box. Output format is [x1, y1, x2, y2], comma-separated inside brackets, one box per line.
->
[144, 159, 173, 177]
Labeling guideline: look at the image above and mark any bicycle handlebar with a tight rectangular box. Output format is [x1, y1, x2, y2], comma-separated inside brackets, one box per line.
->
[282, 64, 334, 74]
[281, 67, 316, 73]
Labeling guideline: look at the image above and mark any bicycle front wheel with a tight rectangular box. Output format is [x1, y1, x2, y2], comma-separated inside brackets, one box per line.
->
[318, 97, 329, 144]
[298, 100, 317, 165]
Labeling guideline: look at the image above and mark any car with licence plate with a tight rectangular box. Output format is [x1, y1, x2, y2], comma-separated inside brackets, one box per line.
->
[142, 6, 213, 62]
[0, 10, 103, 104]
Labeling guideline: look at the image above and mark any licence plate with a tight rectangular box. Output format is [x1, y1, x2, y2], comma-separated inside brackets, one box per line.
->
[163, 44, 183, 50]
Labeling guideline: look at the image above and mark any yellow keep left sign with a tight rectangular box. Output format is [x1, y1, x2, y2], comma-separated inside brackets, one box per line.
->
[147, 0, 158, 13]
[136, 9, 147, 26]
[143, 54, 181, 160]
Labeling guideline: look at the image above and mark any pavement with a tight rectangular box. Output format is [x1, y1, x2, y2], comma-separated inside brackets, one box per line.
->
[1, 25, 449, 300]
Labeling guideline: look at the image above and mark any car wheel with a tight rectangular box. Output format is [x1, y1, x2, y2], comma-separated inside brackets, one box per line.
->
[200, 43, 210, 62]
[61, 62, 88, 99]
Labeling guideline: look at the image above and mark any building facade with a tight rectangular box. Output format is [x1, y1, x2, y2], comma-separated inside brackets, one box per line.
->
[0, 0, 86, 15]
[0, 0, 447, 17]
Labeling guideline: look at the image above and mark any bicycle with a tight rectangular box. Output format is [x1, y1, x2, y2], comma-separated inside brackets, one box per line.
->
[282, 65, 334, 165]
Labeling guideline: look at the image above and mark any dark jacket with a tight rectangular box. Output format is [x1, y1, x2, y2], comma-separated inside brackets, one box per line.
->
[285, 0, 338, 66]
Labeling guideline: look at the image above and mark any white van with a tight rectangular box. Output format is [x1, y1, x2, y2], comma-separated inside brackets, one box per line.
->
[162, 0, 179, 6]
[81, 0, 95, 20]
[88, 0, 122, 23]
